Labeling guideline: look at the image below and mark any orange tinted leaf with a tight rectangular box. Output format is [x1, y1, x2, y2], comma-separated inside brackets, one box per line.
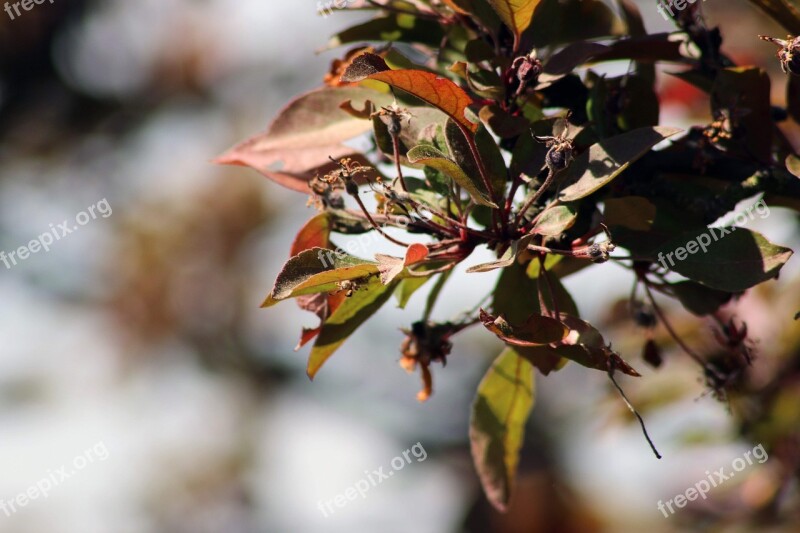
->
[291, 213, 331, 256]
[342, 53, 478, 133]
[485, 0, 541, 43]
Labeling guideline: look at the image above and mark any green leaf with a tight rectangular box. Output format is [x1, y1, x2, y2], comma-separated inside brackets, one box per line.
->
[395, 277, 431, 309]
[407, 144, 497, 207]
[528, 0, 624, 48]
[467, 236, 533, 273]
[326, 14, 445, 49]
[652, 228, 794, 292]
[470, 349, 535, 511]
[531, 204, 578, 236]
[558, 126, 682, 202]
[445, 119, 506, 203]
[263, 248, 379, 306]
[671, 281, 734, 316]
[307, 278, 397, 379]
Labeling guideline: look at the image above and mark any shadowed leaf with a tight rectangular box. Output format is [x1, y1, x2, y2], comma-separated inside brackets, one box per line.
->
[651, 228, 793, 292]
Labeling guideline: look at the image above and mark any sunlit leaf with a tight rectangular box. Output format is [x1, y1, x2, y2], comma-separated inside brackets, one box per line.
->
[558, 126, 682, 201]
[215, 86, 391, 192]
[787, 154, 800, 178]
[407, 144, 497, 207]
[467, 236, 533, 273]
[342, 53, 478, 133]
[263, 248, 379, 306]
[485, 0, 541, 44]
[470, 348, 535, 511]
[307, 278, 397, 379]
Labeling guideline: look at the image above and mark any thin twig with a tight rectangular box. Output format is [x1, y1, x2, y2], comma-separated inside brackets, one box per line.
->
[608, 361, 662, 460]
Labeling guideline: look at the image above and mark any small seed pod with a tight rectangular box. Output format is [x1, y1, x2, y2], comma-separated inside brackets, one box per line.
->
[760, 35, 800, 75]
[545, 144, 573, 171]
[587, 241, 616, 263]
[642, 339, 662, 368]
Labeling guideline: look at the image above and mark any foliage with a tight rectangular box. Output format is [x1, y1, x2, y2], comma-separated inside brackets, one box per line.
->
[217, 0, 800, 511]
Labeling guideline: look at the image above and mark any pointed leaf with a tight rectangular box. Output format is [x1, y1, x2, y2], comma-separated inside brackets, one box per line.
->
[558, 127, 682, 202]
[407, 144, 497, 207]
[470, 349, 535, 511]
[263, 248, 379, 306]
[215, 86, 392, 192]
[651, 228, 793, 292]
[467, 236, 533, 273]
[342, 53, 478, 133]
[485, 0, 541, 43]
[480, 309, 569, 347]
[307, 278, 397, 379]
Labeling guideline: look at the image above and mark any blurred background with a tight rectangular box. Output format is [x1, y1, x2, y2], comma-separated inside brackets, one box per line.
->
[0, 1, 798, 532]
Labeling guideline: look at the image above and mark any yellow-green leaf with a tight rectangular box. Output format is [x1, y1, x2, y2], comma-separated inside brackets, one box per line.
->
[470, 348, 535, 511]
[263, 248, 379, 306]
[485, 0, 541, 44]
[307, 278, 397, 379]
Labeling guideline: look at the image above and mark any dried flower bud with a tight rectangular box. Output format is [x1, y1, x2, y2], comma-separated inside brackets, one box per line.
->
[399, 321, 454, 402]
[545, 144, 573, 171]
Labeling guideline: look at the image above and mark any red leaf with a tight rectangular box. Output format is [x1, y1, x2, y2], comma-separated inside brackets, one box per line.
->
[215, 86, 392, 192]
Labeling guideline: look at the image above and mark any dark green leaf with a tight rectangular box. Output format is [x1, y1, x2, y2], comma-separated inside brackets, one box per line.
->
[558, 126, 682, 202]
[652, 228, 793, 292]
[671, 281, 734, 316]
